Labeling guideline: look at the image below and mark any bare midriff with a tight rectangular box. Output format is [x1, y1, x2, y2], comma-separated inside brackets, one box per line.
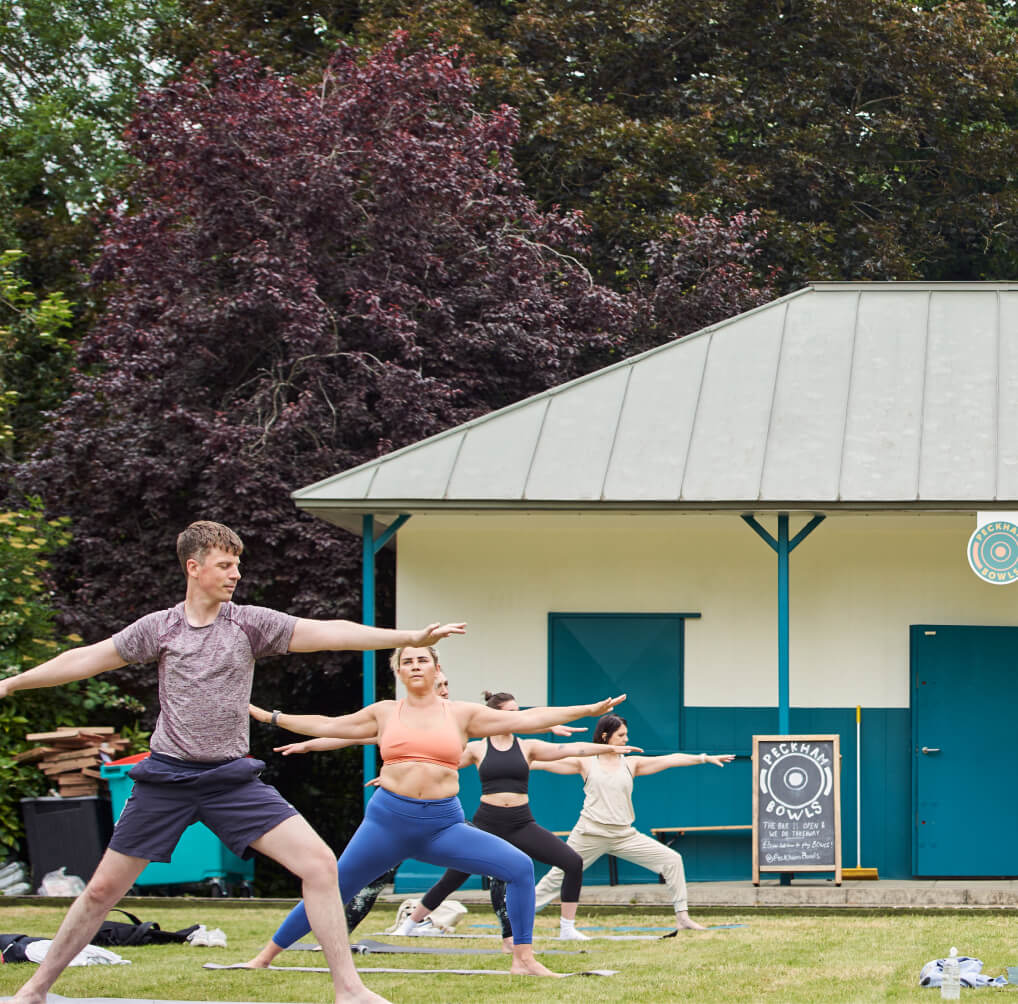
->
[480, 792, 529, 807]
[379, 760, 460, 800]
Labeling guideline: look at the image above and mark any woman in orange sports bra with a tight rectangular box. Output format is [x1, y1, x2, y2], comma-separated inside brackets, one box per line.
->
[246, 644, 625, 977]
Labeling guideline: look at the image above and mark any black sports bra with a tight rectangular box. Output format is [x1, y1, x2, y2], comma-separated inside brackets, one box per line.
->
[478, 736, 529, 795]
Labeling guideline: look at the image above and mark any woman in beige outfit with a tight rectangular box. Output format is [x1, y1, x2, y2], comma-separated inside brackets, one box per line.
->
[531, 713, 734, 932]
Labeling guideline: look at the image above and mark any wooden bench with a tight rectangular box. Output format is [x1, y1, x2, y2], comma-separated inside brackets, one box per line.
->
[535, 827, 750, 888]
[649, 825, 752, 882]
[651, 824, 753, 843]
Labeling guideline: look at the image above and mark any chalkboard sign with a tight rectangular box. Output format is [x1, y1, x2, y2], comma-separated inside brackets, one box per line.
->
[752, 734, 841, 885]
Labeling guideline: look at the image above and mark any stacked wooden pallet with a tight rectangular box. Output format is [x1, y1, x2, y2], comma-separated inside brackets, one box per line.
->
[14, 727, 129, 797]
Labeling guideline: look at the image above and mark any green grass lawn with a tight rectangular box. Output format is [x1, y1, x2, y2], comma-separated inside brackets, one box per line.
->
[1, 900, 1016, 1003]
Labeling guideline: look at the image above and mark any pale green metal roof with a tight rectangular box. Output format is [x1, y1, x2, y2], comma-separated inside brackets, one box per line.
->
[293, 282, 1018, 534]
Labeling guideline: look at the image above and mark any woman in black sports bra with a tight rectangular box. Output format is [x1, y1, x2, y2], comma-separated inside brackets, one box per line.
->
[396, 690, 641, 946]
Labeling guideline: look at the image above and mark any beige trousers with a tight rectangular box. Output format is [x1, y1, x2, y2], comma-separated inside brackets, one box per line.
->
[534, 824, 689, 912]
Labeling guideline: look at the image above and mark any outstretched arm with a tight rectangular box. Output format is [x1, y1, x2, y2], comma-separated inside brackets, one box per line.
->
[275, 736, 377, 756]
[0, 639, 126, 698]
[631, 752, 735, 777]
[529, 756, 586, 775]
[288, 620, 465, 654]
[250, 702, 381, 740]
[548, 724, 587, 737]
[462, 694, 626, 739]
[524, 739, 643, 762]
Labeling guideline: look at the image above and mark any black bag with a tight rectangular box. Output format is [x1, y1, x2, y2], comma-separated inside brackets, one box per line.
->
[91, 909, 200, 947]
[0, 934, 46, 963]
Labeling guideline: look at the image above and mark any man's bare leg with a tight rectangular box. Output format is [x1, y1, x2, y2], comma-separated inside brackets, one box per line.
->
[250, 815, 389, 1004]
[6, 848, 148, 1004]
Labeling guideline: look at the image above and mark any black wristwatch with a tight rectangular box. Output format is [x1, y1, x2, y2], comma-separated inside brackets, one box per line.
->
[271, 709, 281, 727]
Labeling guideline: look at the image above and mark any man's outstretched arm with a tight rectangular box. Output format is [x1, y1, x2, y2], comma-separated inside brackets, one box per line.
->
[0, 639, 127, 698]
[288, 619, 465, 653]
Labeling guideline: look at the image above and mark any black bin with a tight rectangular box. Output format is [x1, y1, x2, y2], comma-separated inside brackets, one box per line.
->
[21, 797, 114, 891]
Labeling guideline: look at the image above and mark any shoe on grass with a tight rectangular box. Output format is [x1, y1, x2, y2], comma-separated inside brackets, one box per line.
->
[558, 926, 591, 941]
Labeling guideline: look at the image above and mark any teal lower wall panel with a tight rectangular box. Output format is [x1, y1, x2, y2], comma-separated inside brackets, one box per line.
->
[394, 706, 911, 892]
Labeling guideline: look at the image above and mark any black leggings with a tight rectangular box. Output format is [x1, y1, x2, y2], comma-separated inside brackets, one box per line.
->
[419, 802, 583, 938]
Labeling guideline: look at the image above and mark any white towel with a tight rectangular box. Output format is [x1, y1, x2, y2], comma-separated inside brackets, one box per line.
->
[24, 941, 131, 966]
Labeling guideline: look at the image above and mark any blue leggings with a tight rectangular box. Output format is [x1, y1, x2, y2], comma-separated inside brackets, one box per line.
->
[271, 787, 536, 947]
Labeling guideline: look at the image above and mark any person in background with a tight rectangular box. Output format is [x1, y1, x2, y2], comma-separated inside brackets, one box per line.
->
[396, 689, 642, 947]
[242, 646, 626, 976]
[273, 659, 588, 936]
[531, 713, 734, 933]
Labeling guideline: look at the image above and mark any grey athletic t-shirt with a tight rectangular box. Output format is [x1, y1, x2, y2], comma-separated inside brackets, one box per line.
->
[112, 601, 297, 762]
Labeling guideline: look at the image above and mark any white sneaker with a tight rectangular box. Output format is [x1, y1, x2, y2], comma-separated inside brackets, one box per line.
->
[558, 926, 591, 941]
[187, 925, 209, 947]
[205, 928, 227, 948]
[398, 918, 434, 936]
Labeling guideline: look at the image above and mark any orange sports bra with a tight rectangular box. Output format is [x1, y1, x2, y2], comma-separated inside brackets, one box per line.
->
[379, 699, 463, 771]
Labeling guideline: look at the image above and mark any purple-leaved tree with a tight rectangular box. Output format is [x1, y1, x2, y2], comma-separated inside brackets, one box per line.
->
[23, 38, 633, 653]
[17, 38, 774, 881]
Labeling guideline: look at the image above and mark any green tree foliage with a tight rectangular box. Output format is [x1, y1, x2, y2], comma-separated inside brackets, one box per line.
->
[0, 0, 176, 219]
[352, 0, 1018, 286]
[0, 0, 179, 478]
[0, 248, 74, 460]
[0, 502, 146, 855]
[153, 0, 358, 76]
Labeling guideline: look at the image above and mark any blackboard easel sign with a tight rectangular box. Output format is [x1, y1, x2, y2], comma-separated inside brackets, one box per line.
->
[752, 734, 841, 885]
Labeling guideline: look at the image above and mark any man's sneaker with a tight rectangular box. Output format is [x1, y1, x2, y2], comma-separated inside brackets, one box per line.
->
[187, 925, 210, 947]
[205, 928, 228, 948]
[558, 926, 591, 941]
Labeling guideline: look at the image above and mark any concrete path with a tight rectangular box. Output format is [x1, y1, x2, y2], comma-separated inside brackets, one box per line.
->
[383, 879, 1018, 909]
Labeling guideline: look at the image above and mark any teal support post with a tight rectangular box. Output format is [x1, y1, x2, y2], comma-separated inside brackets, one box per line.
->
[743, 512, 824, 886]
[741, 513, 825, 735]
[777, 515, 789, 733]
[361, 512, 410, 808]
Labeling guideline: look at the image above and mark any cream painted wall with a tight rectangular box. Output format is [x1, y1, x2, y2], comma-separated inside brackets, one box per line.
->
[393, 512, 1018, 710]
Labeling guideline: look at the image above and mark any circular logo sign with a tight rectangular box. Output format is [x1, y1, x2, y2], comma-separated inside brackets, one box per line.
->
[968, 521, 1018, 585]
[759, 750, 831, 811]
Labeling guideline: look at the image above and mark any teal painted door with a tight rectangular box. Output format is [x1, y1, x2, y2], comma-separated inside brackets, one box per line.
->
[912, 625, 1018, 876]
[549, 613, 685, 752]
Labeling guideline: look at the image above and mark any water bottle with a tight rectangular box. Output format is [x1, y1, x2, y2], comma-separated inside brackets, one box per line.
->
[940, 946, 960, 1000]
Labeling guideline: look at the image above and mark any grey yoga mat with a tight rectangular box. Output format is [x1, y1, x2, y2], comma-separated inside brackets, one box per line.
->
[286, 938, 583, 955]
[204, 961, 617, 976]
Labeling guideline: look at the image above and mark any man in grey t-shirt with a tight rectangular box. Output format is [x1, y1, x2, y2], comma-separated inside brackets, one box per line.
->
[0, 520, 465, 1004]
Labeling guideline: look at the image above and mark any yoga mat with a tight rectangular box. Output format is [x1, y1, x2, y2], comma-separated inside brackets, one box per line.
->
[657, 925, 745, 939]
[352, 938, 583, 957]
[204, 962, 616, 977]
[369, 931, 499, 939]
[372, 930, 664, 941]
[48, 997, 284, 1004]
[467, 922, 745, 933]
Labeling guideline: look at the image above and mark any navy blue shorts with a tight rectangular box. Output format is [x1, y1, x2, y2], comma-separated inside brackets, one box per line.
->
[108, 753, 298, 863]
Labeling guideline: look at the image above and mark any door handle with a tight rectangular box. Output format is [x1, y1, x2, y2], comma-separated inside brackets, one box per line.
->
[921, 747, 941, 755]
